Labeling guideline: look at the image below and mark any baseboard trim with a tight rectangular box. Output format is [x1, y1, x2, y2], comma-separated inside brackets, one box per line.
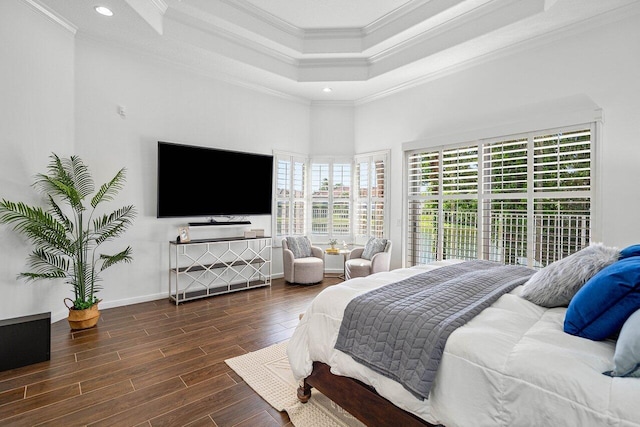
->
[50, 277, 298, 324]
[51, 292, 167, 324]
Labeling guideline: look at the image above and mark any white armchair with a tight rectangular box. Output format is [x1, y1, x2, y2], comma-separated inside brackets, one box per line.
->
[282, 237, 325, 284]
[345, 239, 392, 280]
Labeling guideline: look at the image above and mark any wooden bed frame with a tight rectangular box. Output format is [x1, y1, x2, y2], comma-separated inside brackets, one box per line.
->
[297, 361, 440, 427]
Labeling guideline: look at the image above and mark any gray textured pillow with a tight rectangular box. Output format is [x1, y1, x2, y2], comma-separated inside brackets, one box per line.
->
[604, 308, 640, 378]
[519, 242, 620, 307]
[362, 237, 388, 260]
[286, 236, 312, 259]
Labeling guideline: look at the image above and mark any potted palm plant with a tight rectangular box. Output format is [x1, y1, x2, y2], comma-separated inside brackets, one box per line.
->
[0, 154, 136, 330]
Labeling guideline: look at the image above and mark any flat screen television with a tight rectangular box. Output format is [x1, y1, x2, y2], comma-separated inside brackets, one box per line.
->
[157, 141, 273, 220]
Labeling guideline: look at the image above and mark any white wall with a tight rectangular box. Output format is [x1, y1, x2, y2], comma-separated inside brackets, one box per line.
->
[71, 39, 310, 320]
[309, 102, 355, 157]
[309, 102, 355, 271]
[3, 1, 640, 322]
[0, 1, 310, 322]
[0, 0, 76, 321]
[355, 13, 640, 269]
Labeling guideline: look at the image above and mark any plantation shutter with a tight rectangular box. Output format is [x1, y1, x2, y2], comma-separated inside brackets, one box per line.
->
[310, 160, 353, 240]
[310, 162, 330, 236]
[441, 145, 478, 260]
[354, 151, 388, 245]
[407, 151, 439, 265]
[531, 128, 592, 265]
[481, 137, 529, 265]
[332, 162, 351, 238]
[406, 124, 593, 268]
[274, 152, 307, 240]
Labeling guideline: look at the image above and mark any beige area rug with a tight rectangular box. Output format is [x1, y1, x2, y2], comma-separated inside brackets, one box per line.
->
[225, 341, 365, 427]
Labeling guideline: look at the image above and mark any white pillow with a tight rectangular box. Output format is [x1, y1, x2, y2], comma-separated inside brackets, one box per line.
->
[605, 308, 640, 377]
[519, 242, 619, 307]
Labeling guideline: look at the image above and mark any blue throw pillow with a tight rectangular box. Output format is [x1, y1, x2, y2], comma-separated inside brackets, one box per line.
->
[604, 308, 640, 377]
[620, 244, 640, 260]
[564, 257, 640, 340]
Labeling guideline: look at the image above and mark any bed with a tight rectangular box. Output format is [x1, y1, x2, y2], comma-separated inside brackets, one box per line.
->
[286, 256, 640, 427]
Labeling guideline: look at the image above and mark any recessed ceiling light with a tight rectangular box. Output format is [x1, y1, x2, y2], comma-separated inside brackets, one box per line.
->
[323, 87, 332, 93]
[95, 6, 114, 17]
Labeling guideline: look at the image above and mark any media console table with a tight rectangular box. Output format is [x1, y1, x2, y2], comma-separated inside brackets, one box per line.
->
[168, 236, 272, 305]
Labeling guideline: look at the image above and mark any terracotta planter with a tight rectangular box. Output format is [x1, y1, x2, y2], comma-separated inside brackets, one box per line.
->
[64, 298, 101, 330]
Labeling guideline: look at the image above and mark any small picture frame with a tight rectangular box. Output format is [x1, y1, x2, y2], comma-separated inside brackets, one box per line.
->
[178, 226, 191, 243]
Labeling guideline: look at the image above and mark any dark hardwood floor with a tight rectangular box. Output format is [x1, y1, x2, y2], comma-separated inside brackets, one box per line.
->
[0, 276, 341, 427]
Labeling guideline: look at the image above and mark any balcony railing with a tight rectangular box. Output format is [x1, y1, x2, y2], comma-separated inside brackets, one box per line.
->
[408, 211, 590, 268]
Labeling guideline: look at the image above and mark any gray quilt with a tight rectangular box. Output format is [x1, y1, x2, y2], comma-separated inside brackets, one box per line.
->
[334, 260, 535, 400]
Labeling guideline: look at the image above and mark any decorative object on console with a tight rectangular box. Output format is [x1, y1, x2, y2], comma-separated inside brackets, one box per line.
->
[251, 228, 265, 237]
[244, 230, 257, 238]
[520, 242, 619, 308]
[177, 226, 190, 243]
[0, 154, 136, 330]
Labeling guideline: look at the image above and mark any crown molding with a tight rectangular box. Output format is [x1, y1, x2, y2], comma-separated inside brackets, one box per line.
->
[197, 0, 475, 56]
[22, 0, 77, 35]
[165, 8, 299, 72]
[150, 0, 168, 14]
[304, 28, 364, 40]
[364, 0, 434, 34]
[310, 100, 356, 107]
[218, 0, 303, 39]
[157, 0, 550, 84]
[75, 32, 310, 106]
[125, 0, 168, 34]
[298, 58, 370, 82]
[302, 28, 364, 54]
[356, 0, 640, 106]
[298, 58, 370, 68]
[27, 0, 637, 103]
[209, 0, 368, 54]
[362, 0, 466, 50]
[369, 0, 547, 66]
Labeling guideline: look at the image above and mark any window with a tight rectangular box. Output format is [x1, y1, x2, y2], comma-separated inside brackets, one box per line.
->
[406, 125, 593, 267]
[274, 151, 389, 245]
[310, 159, 352, 240]
[354, 151, 389, 244]
[274, 152, 307, 240]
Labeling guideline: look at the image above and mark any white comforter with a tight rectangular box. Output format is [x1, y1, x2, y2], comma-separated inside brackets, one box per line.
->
[287, 260, 640, 427]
